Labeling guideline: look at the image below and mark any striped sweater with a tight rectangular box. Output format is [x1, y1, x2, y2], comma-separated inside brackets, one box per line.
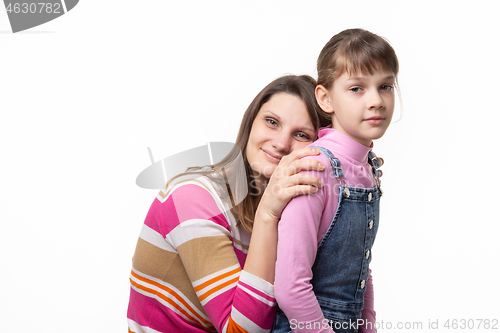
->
[127, 176, 276, 333]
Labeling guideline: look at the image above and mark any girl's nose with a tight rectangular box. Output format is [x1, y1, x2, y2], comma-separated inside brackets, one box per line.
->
[368, 91, 384, 109]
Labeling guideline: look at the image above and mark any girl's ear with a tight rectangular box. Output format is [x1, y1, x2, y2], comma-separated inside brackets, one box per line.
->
[315, 85, 334, 114]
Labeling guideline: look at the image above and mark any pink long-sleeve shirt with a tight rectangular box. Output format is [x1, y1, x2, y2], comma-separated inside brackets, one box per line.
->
[274, 128, 379, 333]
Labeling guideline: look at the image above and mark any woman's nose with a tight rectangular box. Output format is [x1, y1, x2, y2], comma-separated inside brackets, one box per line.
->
[271, 132, 292, 153]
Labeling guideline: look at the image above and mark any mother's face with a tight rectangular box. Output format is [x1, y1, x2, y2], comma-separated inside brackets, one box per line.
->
[246, 92, 316, 185]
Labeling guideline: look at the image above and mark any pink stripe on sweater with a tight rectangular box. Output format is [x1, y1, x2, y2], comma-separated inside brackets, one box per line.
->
[143, 199, 169, 236]
[238, 281, 275, 303]
[127, 287, 212, 333]
[233, 287, 276, 330]
[161, 184, 230, 235]
[233, 247, 247, 268]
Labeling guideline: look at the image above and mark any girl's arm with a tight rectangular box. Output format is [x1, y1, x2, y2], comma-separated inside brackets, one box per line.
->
[359, 270, 377, 333]
[274, 153, 335, 333]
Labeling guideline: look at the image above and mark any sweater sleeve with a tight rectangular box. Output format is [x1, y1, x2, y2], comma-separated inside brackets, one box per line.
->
[168, 183, 276, 332]
[274, 155, 335, 333]
[130, 181, 276, 333]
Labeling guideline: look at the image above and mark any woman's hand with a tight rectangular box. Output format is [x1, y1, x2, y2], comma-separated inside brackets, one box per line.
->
[247, 147, 325, 282]
[255, 147, 326, 225]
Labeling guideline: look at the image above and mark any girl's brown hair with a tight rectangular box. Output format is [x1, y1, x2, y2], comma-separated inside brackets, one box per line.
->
[317, 29, 399, 89]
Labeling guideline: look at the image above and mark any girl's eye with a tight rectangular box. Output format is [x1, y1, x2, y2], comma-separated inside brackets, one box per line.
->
[350, 87, 362, 93]
[266, 118, 278, 126]
[380, 85, 394, 91]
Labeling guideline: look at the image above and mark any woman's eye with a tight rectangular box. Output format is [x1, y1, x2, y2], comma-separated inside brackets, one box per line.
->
[266, 118, 278, 126]
[295, 132, 312, 141]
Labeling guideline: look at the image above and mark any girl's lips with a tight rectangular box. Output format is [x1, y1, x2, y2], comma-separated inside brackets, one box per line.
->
[262, 149, 282, 163]
[364, 116, 385, 125]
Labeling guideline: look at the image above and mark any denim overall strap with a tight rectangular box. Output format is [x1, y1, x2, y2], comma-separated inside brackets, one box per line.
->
[367, 150, 382, 194]
[310, 145, 344, 179]
[309, 145, 350, 197]
[311, 146, 379, 181]
[367, 150, 380, 177]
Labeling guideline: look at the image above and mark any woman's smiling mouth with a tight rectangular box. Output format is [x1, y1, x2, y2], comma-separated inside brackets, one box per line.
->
[262, 149, 283, 163]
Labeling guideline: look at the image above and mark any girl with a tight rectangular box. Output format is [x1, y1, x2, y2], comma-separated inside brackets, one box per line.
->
[127, 75, 332, 332]
[272, 29, 399, 333]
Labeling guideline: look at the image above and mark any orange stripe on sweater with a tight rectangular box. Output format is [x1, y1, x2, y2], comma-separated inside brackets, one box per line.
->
[130, 278, 200, 324]
[226, 316, 249, 333]
[194, 267, 241, 292]
[199, 276, 239, 301]
[130, 270, 212, 326]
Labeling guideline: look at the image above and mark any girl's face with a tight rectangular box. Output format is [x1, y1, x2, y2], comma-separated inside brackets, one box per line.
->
[246, 92, 316, 186]
[318, 70, 395, 147]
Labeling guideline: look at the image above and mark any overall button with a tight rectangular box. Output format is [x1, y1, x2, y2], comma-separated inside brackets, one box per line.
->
[365, 250, 370, 259]
[368, 220, 373, 229]
[368, 193, 372, 201]
[344, 187, 350, 198]
[360, 280, 366, 289]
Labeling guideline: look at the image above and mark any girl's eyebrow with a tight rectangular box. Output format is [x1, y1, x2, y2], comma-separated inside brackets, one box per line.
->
[347, 75, 395, 82]
[346, 76, 365, 81]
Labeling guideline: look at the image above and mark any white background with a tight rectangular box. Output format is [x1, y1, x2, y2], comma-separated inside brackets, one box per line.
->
[1, 1, 499, 332]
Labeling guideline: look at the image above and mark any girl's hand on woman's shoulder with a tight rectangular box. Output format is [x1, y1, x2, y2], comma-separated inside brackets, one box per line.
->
[255, 147, 326, 225]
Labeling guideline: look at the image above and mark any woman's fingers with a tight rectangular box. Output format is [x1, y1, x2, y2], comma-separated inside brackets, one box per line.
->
[290, 173, 324, 188]
[279, 147, 320, 168]
[286, 147, 321, 161]
[279, 159, 325, 177]
[257, 147, 326, 221]
[268, 174, 323, 195]
[285, 184, 322, 197]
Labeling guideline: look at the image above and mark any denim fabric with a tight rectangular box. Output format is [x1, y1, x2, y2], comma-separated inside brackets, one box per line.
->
[272, 146, 381, 333]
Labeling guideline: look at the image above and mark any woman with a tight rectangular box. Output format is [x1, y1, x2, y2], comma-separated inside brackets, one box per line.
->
[127, 75, 354, 332]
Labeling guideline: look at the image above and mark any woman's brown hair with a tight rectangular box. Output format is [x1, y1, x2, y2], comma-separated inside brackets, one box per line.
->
[229, 74, 329, 233]
[164, 75, 329, 234]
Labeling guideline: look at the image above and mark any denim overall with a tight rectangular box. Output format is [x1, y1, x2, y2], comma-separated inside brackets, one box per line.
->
[272, 146, 382, 333]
